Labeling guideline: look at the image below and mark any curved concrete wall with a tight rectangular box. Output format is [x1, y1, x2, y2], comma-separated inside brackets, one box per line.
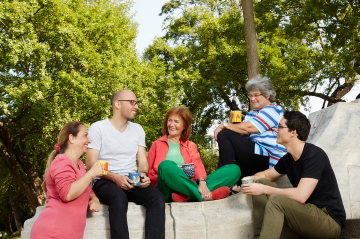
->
[21, 194, 255, 239]
[22, 186, 302, 239]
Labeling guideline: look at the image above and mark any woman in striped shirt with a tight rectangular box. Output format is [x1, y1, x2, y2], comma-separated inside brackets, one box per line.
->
[214, 75, 287, 184]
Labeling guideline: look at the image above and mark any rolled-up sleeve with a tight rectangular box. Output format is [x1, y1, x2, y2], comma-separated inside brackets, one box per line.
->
[50, 158, 77, 202]
[249, 106, 282, 133]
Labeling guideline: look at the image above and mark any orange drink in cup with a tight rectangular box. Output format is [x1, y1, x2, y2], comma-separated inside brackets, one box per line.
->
[98, 161, 108, 175]
[231, 111, 242, 123]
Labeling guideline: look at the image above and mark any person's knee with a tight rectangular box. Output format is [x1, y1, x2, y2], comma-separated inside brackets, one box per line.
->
[158, 160, 177, 178]
[146, 189, 166, 209]
[107, 189, 128, 209]
[230, 164, 241, 176]
[267, 194, 287, 210]
[158, 160, 176, 171]
[226, 164, 241, 180]
[256, 178, 272, 185]
[217, 129, 229, 142]
[155, 194, 166, 209]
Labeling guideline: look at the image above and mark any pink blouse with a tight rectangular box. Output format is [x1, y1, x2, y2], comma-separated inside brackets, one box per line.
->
[30, 154, 93, 239]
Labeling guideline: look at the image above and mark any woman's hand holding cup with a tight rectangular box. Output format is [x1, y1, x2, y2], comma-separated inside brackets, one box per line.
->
[89, 162, 104, 178]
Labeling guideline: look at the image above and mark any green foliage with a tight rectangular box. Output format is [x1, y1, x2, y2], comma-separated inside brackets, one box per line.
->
[199, 148, 218, 175]
[0, 0, 180, 163]
[254, 0, 360, 108]
[145, 0, 360, 134]
[145, 0, 250, 136]
[0, 0, 181, 212]
[2, 231, 21, 238]
[0, 160, 33, 233]
[191, 135, 218, 175]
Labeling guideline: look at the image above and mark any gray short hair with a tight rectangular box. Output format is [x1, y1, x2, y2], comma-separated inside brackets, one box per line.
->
[245, 74, 276, 102]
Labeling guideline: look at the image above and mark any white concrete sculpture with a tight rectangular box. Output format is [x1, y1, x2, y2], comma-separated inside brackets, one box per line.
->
[21, 100, 360, 238]
[307, 99, 360, 219]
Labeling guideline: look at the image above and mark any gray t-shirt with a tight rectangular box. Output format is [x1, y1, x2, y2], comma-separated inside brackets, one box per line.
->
[87, 119, 146, 176]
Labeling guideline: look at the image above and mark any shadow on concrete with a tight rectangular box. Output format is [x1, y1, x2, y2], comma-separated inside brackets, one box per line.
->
[338, 219, 360, 239]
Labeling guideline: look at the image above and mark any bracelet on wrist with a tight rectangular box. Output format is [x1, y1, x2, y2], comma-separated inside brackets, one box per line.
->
[197, 178, 206, 184]
[88, 171, 94, 180]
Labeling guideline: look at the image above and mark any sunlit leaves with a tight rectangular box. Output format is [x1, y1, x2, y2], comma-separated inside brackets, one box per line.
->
[0, 0, 181, 212]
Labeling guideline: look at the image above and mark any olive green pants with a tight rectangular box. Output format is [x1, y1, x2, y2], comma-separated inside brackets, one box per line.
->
[157, 160, 241, 202]
[253, 178, 341, 239]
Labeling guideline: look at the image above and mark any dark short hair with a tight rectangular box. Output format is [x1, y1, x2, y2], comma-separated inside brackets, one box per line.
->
[283, 111, 311, 141]
[162, 107, 192, 141]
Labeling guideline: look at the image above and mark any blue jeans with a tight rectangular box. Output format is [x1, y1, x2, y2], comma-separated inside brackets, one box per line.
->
[93, 179, 165, 239]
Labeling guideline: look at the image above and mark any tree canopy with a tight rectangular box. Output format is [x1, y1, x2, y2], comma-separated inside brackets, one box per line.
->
[254, 0, 360, 107]
[144, 0, 360, 135]
[145, 0, 250, 136]
[0, 0, 180, 216]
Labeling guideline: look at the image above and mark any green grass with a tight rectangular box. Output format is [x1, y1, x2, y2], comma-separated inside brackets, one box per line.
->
[1, 231, 21, 239]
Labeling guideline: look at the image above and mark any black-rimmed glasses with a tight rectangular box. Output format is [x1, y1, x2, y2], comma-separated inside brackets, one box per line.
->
[117, 100, 139, 106]
[277, 125, 288, 129]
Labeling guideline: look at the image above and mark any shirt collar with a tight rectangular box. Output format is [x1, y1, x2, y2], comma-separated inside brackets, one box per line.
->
[159, 134, 188, 147]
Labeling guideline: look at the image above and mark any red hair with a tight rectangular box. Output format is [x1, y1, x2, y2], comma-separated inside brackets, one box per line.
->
[162, 107, 192, 141]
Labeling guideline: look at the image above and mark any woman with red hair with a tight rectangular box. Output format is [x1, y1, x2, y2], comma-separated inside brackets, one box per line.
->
[148, 107, 241, 202]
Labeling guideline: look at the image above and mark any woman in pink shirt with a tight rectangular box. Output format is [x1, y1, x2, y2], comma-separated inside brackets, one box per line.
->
[30, 121, 103, 239]
[148, 107, 241, 202]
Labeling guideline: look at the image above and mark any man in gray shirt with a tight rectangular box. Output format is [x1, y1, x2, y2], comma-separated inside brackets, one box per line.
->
[86, 90, 165, 239]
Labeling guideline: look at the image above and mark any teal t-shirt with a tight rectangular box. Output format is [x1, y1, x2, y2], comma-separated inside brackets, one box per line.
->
[165, 140, 185, 166]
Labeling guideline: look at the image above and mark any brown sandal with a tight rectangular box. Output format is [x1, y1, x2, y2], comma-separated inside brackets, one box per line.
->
[229, 185, 241, 196]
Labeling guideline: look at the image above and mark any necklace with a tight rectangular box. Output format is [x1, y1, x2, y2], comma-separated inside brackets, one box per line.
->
[65, 153, 79, 169]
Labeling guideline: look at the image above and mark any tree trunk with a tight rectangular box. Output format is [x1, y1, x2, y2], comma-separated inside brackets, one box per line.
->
[0, 122, 46, 208]
[241, 0, 260, 80]
[241, 0, 260, 111]
[10, 198, 24, 232]
[327, 76, 356, 107]
[0, 146, 46, 208]
[218, 87, 240, 110]
[4, 211, 13, 236]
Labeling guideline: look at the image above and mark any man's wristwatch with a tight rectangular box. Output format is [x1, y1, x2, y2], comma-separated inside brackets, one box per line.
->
[223, 122, 228, 129]
[198, 178, 206, 184]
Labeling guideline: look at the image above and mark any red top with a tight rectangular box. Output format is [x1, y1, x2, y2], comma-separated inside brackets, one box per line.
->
[147, 135, 207, 187]
[30, 154, 93, 239]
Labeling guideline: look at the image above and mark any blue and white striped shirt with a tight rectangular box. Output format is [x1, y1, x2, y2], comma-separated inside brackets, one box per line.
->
[243, 103, 287, 168]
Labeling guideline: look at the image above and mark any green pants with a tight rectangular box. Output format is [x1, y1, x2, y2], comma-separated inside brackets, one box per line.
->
[157, 160, 241, 202]
[253, 178, 341, 239]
